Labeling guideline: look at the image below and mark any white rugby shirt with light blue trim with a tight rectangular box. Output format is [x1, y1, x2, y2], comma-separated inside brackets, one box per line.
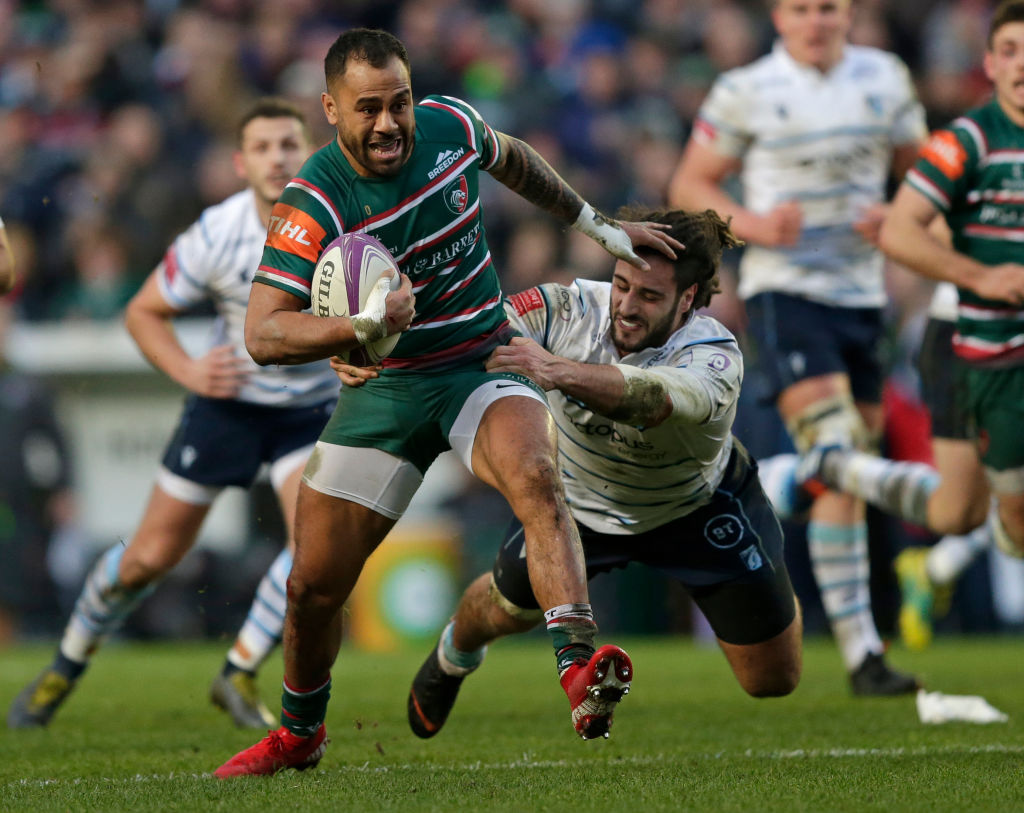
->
[158, 189, 336, 407]
[695, 42, 927, 308]
[505, 279, 742, 535]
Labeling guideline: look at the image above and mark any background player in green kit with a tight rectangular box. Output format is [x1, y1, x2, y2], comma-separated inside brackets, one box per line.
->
[877, 0, 1024, 561]
[215, 29, 683, 777]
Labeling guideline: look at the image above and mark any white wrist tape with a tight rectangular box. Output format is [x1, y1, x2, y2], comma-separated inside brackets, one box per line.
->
[573, 203, 637, 261]
[351, 273, 398, 345]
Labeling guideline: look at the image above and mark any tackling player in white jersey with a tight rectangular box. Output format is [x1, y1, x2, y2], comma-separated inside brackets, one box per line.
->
[669, 0, 926, 695]
[338, 207, 802, 739]
[8, 98, 334, 730]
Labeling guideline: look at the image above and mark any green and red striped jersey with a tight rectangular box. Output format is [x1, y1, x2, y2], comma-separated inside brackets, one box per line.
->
[905, 99, 1024, 365]
[255, 95, 511, 370]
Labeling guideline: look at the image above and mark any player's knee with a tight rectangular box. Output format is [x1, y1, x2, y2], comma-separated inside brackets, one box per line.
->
[285, 570, 340, 609]
[119, 544, 182, 588]
[504, 452, 563, 506]
[741, 662, 801, 698]
[932, 501, 988, 537]
[786, 393, 871, 455]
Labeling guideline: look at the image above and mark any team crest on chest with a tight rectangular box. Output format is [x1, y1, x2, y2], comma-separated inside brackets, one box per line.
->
[443, 175, 468, 214]
[864, 94, 883, 117]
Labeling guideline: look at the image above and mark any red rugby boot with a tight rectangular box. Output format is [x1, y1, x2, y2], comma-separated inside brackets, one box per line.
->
[559, 644, 632, 740]
[214, 724, 327, 778]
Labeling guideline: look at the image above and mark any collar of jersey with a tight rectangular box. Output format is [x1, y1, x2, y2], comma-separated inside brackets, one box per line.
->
[773, 39, 849, 82]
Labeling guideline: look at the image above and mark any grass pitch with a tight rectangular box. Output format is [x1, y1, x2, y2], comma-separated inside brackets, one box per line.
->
[1, 635, 1022, 812]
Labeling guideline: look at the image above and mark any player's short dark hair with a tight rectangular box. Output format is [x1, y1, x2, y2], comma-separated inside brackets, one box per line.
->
[989, 0, 1024, 47]
[615, 206, 743, 311]
[236, 97, 308, 145]
[324, 28, 410, 86]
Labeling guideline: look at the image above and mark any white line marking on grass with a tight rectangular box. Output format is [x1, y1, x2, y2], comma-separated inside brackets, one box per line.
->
[9, 743, 1024, 788]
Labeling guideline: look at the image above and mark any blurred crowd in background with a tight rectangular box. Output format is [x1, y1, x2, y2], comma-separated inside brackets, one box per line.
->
[0, 0, 1018, 645]
[0, 0, 1000, 321]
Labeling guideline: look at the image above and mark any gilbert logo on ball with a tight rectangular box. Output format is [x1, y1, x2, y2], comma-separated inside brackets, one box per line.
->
[311, 232, 402, 366]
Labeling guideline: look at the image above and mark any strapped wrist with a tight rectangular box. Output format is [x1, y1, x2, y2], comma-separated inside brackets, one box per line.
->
[572, 203, 634, 258]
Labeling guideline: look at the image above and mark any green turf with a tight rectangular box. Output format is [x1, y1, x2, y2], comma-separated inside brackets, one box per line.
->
[1, 636, 1022, 811]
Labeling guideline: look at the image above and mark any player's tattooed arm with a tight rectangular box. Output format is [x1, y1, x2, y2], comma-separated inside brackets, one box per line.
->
[488, 132, 584, 223]
[489, 132, 683, 270]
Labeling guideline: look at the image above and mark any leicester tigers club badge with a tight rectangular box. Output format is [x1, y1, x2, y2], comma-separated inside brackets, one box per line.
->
[443, 175, 468, 214]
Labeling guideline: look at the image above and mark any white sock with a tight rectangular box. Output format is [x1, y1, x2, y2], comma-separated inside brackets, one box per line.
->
[60, 545, 157, 664]
[227, 548, 291, 672]
[926, 521, 991, 586]
[821, 450, 939, 528]
[437, 620, 486, 677]
[807, 520, 882, 670]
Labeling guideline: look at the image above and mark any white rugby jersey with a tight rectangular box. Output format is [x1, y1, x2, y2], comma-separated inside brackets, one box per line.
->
[158, 189, 336, 407]
[504, 279, 742, 535]
[695, 42, 926, 308]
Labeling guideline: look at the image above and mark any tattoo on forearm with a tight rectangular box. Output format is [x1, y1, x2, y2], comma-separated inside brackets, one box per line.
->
[491, 136, 584, 223]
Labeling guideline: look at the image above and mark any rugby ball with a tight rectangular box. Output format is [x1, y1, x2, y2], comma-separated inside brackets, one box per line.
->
[311, 232, 402, 366]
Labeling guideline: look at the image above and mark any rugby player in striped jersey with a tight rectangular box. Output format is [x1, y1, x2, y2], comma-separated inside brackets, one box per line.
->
[214, 28, 681, 778]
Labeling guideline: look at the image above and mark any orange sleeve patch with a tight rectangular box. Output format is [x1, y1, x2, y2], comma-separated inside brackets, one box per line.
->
[919, 131, 967, 181]
[507, 288, 544, 316]
[265, 203, 326, 263]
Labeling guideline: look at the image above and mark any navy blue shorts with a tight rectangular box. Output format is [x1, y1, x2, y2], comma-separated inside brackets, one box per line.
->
[744, 292, 885, 404]
[917, 317, 970, 441]
[492, 443, 797, 646]
[160, 396, 335, 488]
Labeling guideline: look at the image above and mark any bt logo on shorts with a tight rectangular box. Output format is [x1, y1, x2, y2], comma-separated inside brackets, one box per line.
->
[181, 446, 198, 469]
[704, 513, 744, 549]
[787, 351, 806, 378]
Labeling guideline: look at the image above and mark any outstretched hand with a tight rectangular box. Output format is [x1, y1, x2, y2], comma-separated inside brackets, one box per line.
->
[574, 204, 684, 272]
[617, 221, 686, 270]
[485, 336, 560, 390]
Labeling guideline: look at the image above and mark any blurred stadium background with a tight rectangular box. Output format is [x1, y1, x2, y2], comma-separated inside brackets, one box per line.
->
[1, 0, 1023, 651]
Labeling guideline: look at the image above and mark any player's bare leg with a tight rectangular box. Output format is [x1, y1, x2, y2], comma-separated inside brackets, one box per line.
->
[470, 396, 632, 738]
[779, 374, 915, 696]
[211, 458, 307, 728]
[408, 573, 537, 738]
[471, 397, 587, 609]
[717, 609, 803, 698]
[117, 487, 212, 587]
[215, 486, 395, 776]
[893, 439, 989, 649]
[8, 486, 211, 728]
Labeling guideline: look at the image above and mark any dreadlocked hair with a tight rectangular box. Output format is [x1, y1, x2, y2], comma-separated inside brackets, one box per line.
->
[615, 206, 743, 310]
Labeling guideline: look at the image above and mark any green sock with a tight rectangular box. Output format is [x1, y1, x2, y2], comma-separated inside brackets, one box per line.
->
[281, 676, 331, 737]
[544, 603, 597, 674]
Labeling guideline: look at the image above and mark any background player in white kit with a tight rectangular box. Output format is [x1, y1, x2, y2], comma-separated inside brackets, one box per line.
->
[333, 207, 803, 738]
[8, 98, 335, 730]
[794, 282, 995, 650]
[669, 0, 926, 694]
